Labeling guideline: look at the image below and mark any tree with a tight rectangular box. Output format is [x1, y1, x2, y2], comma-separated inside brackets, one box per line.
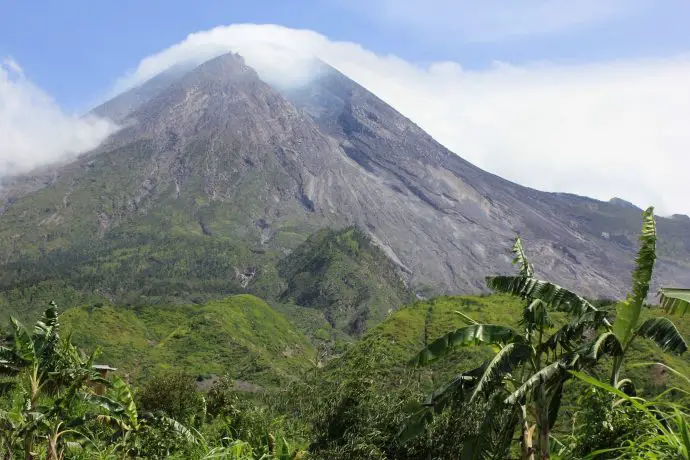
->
[404, 238, 612, 460]
[137, 370, 206, 427]
[483, 207, 689, 455]
[403, 205, 689, 460]
[492, 208, 688, 388]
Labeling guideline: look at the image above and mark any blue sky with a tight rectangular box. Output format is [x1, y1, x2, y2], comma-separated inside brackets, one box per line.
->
[2, 0, 690, 215]
[3, 0, 689, 111]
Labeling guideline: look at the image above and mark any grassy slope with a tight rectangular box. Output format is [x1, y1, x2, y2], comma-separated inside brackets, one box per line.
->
[336, 294, 540, 388]
[61, 294, 316, 386]
[335, 294, 690, 395]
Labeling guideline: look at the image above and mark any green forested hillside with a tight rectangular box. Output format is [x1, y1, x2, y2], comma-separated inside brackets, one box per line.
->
[0, 226, 412, 338]
[278, 227, 415, 334]
[3, 206, 690, 459]
[60, 294, 315, 385]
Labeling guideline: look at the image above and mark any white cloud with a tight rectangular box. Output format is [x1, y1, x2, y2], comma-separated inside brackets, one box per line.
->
[333, 0, 649, 42]
[0, 58, 117, 178]
[114, 24, 690, 216]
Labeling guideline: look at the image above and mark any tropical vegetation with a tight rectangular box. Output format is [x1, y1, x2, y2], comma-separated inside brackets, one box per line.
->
[3, 207, 690, 458]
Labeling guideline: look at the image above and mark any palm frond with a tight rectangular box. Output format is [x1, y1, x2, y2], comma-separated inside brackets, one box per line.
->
[660, 288, 690, 316]
[486, 276, 599, 317]
[505, 359, 574, 406]
[583, 332, 624, 361]
[512, 236, 534, 278]
[636, 317, 688, 354]
[410, 324, 522, 366]
[545, 310, 611, 351]
[613, 207, 656, 347]
[470, 342, 532, 402]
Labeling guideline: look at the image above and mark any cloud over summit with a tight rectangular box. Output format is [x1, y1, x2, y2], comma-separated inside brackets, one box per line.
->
[116, 24, 690, 216]
[4, 23, 690, 216]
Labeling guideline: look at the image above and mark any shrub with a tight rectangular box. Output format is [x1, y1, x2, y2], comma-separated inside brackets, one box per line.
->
[137, 370, 206, 426]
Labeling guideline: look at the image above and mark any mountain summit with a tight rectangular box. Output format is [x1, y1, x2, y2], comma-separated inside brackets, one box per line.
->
[1, 52, 689, 303]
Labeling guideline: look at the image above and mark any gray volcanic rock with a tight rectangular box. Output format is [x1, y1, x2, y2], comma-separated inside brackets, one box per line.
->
[2, 53, 690, 301]
[283, 64, 690, 297]
[90, 64, 194, 123]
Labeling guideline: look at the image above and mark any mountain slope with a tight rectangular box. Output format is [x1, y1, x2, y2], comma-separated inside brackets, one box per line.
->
[284, 64, 690, 297]
[278, 227, 415, 334]
[1, 51, 689, 307]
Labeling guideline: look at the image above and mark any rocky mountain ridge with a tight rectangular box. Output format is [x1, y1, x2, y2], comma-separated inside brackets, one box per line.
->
[1, 52, 689, 301]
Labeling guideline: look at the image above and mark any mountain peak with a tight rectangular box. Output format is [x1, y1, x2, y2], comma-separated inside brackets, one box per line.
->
[2, 53, 690, 305]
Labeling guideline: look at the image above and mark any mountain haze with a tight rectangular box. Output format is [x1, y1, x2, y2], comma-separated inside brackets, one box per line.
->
[1, 51, 689, 308]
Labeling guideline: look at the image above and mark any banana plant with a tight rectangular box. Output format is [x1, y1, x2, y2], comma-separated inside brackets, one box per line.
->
[0, 303, 101, 460]
[484, 207, 689, 454]
[603, 206, 688, 386]
[403, 317, 595, 460]
[660, 288, 690, 315]
[0, 406, 23, 458]
[403, 238, 612, 460]
[492, 208, 688, 388]
[89, 376, 197, 458]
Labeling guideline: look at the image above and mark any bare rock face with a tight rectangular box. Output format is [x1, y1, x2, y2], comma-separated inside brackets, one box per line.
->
[283, 64, 690, 297]
[2, 52, 690, 299]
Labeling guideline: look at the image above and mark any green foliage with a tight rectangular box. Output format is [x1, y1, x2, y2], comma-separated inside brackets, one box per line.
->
[613, 207, 657, 350]
[568, 371, 689, 459]
[61, 294, 316, 385]
[566, 386, 660, 458]
[89, 375, 201, 458]
[402, 214, 690, 459]
[137, 370, 206, 426]
[0, 305, 198, 459]
[410, 324, 525, 366]
[404, 238, 613, 459]
[3, 194, 690, 459]
[203, 375, 311, 458]
[307, 351, 407, 459]
[278, 227, 415, 334]
[340, 294, 526, 377]
[0, 281, 108, 326]
[303, 349, 514, 460]
[661, 288, 690, 315]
